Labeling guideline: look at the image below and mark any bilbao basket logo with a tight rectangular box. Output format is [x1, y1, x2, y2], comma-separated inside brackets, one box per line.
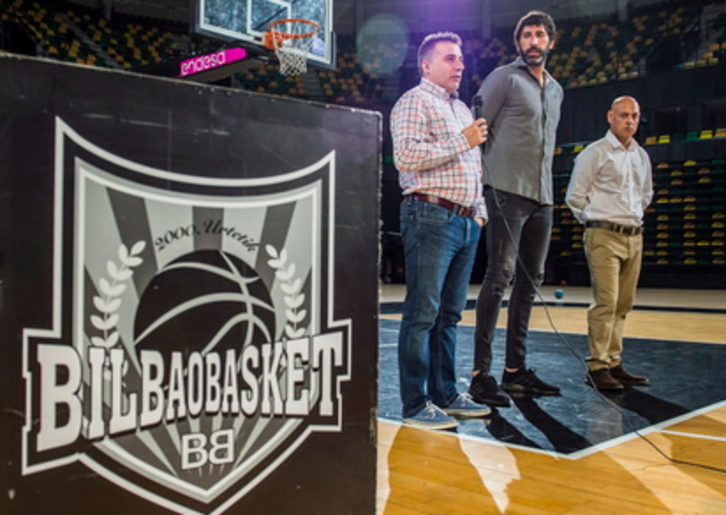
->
[22, 118, 351, 514]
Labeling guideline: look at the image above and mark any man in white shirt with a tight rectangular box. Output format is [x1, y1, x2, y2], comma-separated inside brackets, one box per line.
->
[566, 96, 654, 391]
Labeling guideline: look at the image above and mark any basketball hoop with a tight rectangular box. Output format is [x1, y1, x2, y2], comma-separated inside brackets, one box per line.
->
[263, 18, 320, 76]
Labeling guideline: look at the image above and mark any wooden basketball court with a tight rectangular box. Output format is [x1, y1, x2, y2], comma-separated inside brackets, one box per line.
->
[377, 287, 726, 514]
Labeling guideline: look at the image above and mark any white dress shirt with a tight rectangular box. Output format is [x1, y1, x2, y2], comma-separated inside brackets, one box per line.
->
[566, 130, 653, 227]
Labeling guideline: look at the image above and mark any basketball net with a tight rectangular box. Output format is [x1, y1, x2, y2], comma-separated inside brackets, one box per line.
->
[265, 19, 320, 76]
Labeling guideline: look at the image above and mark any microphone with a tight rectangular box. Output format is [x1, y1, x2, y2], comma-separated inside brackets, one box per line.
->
[471, 94, 485, 151]
[472, 94, 483, 119]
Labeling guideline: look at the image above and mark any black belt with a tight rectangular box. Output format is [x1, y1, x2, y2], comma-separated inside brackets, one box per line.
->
[585, 220, 643, 236]
[407, 193, 475, 218]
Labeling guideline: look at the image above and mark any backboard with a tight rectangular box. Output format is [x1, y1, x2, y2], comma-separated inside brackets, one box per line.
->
[193, 0, 335, 70]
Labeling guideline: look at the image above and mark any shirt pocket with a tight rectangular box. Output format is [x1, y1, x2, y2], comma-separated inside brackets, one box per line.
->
[427, 112, 458, 141]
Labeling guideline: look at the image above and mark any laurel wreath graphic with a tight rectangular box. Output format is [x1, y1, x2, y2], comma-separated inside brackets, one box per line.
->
[266, 245, 307, 339]
[90, 240, 146, 349]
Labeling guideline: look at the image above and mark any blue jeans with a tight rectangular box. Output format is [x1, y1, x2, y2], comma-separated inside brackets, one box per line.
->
[474, 189, 553, 373]
[398, 197, 481, 417]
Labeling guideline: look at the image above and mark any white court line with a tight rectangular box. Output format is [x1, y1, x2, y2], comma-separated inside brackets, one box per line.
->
[659, 429, 726, 443]
[568, 399, 726, 459]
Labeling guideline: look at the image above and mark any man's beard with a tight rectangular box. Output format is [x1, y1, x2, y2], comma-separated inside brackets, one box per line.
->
[520, 46, 549, 66]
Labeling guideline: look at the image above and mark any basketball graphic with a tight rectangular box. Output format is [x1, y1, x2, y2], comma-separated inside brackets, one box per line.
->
[19, 114, 355, 513]
[133, 250, 277, 359]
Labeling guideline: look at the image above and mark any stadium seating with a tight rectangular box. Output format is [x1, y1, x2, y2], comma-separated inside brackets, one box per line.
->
[552, 157, 725, 268]
[4, 0, 724, 107]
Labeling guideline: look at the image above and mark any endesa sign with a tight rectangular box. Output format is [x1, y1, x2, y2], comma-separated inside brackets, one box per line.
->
[179, 48, 248, 78]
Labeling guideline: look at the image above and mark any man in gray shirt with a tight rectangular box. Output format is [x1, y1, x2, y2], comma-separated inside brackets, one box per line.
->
[469, 11, 564, 407]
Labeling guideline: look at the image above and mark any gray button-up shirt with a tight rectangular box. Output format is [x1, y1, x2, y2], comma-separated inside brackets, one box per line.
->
[477, 57, 564, 205]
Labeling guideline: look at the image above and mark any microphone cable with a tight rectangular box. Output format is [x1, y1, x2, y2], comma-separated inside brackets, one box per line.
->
[476, 125, 726, 475]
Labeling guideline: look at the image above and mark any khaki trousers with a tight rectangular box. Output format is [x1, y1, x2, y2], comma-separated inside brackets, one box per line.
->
[583, 227, 643, 371]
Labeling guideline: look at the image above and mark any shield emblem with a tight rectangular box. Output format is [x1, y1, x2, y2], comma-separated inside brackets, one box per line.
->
[23, 118, 351, 514]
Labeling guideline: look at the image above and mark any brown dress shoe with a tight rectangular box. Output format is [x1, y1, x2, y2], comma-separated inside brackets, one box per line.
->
[586, 369, 624, 391]
[610, 365, 650, 385]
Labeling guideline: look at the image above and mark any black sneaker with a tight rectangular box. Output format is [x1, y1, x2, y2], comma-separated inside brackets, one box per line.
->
[501, 368, 561, 395]
[469, 373, 511, 407]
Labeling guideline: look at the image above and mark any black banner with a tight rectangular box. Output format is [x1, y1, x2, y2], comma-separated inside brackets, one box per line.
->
[0, 55, 380, 515]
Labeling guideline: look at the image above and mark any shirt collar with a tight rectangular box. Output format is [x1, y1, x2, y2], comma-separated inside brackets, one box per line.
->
[606, 130, 638, 151]
[420, 77, 459, 100]
[513, 56, 555, 85]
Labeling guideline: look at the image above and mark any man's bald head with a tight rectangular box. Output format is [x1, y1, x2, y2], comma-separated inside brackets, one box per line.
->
[611, 96, 640, 111]
[608, 96, 641, 146]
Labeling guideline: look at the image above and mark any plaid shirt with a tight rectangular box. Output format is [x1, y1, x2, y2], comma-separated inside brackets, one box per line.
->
[391, 78, 486, 219]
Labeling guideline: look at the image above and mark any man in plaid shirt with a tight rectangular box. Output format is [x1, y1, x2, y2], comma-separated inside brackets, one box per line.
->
[391, 31, 491, 430]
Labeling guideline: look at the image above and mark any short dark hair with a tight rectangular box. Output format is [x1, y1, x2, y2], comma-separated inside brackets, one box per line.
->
[417, 31, 462, 76]
[514, 11, 556, 44]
